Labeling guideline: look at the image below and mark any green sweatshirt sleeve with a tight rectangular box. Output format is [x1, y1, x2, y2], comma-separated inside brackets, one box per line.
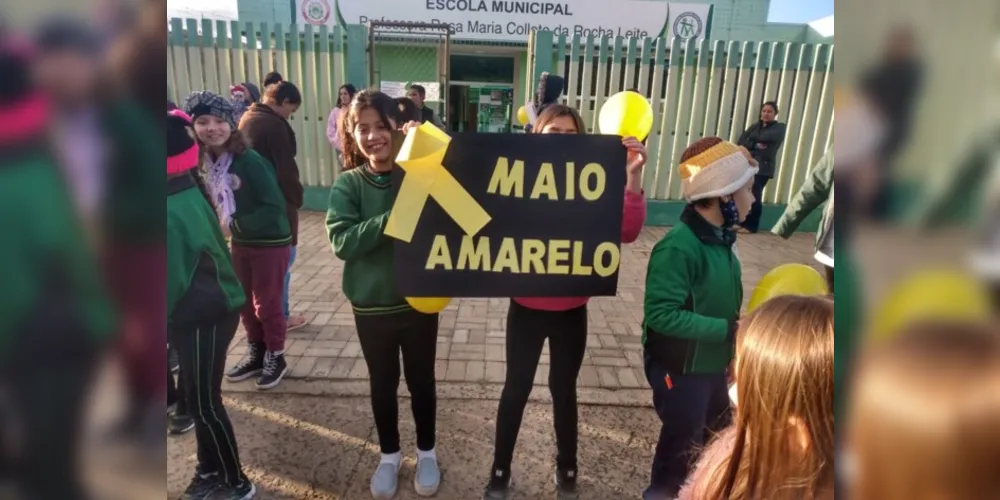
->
[772, 149, 833, 238]
[325, 175, 390, 260]
[166, 222, 193, 319]
[232, 154, 288, 235]
[644, 240, 729, 342]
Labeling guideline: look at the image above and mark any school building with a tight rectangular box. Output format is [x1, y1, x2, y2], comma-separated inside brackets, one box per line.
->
[231, 0, 832, 132]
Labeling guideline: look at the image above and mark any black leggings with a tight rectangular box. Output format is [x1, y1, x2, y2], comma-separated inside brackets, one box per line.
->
[355, 309, 439, 454]
[171, 312, 247, 486]
[492, 301, 588, 472]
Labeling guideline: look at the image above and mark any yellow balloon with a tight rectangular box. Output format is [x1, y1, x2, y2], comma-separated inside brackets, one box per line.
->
[598, 91, 654, 141]
[869, 270, 992, 342]
[516, 105, 529, 126]
[747, 263, 829, 313]
[406, 297, 451, 314]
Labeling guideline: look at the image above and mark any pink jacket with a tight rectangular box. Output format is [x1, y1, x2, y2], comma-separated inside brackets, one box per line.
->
[327, 107, 342, 152]
[513, 189, 646, 311]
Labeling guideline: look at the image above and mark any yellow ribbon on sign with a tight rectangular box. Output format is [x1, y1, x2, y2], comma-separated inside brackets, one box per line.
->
[384, 122, 492, 243]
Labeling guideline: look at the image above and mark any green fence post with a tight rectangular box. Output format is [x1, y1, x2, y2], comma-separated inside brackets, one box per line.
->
[345, 24, 368, 88]
[531, 30, 554, 91]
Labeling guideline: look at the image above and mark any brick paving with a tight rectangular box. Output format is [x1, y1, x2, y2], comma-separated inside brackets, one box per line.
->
[226, 212, 818, 391]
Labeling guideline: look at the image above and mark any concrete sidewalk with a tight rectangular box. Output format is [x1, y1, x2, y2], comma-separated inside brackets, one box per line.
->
[167, 392, 663, 500]
[224, 212, 818, 399]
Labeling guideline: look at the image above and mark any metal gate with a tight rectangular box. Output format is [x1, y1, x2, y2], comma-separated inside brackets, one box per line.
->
[368, 21, 451, 127]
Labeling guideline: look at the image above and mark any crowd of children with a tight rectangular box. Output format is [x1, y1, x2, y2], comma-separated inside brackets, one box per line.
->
[168, 69, 999, 500]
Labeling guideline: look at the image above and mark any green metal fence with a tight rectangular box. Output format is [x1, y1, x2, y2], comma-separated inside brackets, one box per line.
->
[528, 31, 834, 204]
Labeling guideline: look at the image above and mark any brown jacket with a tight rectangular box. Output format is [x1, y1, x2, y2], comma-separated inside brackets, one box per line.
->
[238, 103, 304, 245]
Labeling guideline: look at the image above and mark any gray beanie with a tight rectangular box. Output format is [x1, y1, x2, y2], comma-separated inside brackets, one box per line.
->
[183, 90, 236, 129]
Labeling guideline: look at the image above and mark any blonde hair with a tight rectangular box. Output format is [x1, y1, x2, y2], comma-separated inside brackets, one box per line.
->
[691, 295, 835, 500]
[847, 321, 1000, 500]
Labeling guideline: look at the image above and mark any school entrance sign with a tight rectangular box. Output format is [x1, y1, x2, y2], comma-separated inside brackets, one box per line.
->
[305, 0, 711, 42]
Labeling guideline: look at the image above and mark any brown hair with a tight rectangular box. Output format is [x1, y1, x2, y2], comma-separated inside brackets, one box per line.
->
[338, 89, 397, 171]
[691, 295, 836, 500]
[532, 104, 586, 134]
[847, 321, 1000, 500]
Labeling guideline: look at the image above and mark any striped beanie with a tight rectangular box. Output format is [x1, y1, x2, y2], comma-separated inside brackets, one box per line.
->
[167, 109, 199, 175]
[679, 137, 759, 202]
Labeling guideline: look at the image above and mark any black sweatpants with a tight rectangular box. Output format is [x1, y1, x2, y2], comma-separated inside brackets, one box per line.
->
[171, 312, 247, 486]
[355, 309, 439, 454]
[0, 292, 101, 499]
[492, 301, 588, 472]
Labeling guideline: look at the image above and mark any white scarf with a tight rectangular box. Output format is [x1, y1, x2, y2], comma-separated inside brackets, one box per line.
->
[205, 152, 237, 227]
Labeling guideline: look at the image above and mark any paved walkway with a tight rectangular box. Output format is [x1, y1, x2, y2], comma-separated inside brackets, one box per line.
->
[224, 212, 818, 394]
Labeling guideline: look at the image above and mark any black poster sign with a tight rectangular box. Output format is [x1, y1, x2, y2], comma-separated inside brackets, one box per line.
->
[393, 133, 626, 297]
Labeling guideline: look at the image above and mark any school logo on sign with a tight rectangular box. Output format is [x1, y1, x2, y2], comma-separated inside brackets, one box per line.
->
[301, 0, 331, 25]
[672, 12, 703, 40]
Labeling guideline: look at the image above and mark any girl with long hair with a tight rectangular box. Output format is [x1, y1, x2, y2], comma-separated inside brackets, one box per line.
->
[327, 83, 358, 162]
[482, 104, 647, 499]
[183, 91, 293, 391]
[326, 90, 442, 499]
[845, 321, 1000, 500]
[678, 295, 835, 500]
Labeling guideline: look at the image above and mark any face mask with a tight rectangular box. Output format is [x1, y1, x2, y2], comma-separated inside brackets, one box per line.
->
[720, 198, 740, 229]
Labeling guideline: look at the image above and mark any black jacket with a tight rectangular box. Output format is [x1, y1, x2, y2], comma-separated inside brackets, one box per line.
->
[738, 120, 787, 177]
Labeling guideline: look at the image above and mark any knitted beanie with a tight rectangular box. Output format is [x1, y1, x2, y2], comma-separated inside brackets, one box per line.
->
[679, 137, 759, 202]
[167, 109, 199, 175]
[183, 90, 236, 129]
[0, 36, 49, 146]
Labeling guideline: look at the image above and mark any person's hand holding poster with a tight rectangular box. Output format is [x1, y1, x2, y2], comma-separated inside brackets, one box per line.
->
[389, 126, 627, 298]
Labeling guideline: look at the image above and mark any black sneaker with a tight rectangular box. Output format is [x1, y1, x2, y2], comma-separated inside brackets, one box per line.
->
[255, 351, 288, 390]
[482, 468, 513, 499]
[169, 414, 196, 435]
[206, 479, 256, 500]
[180, 470, 220, 499]
[555, 466, 579, 498]
[225, 341, 265, 382]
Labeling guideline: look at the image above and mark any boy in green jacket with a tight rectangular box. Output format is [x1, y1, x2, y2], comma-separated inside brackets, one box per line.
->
[641, 137, 757, 500]
[167, 110, 255, 500]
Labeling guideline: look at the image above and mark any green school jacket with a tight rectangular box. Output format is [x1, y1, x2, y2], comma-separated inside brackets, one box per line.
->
[167, 173, 246, 325]
[772, 148, 834, 255]
[0, 151, 115, 353]
[326, 167, 410, 315]
[642, 206, 742, 374]
[228, 149, 292, 247]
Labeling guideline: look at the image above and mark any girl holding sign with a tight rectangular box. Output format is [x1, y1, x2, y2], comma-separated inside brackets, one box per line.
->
[327, 90, 442, 500]
[483, 104, 648, 499]
[640, 136, 757, 499]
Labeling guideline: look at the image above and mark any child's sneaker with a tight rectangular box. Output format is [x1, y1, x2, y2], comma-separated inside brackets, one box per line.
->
[255, 351, 288, 390]
[225, 341, 265, 382]
[168, 413, 195, 435]
[179, 469, 219, 499]
[370, 460, 401, 499]
[206, 479, 256, 500]
[414, 456, 441, 497]
[554, 466, 579, 498]
[482, 468, 513, 499]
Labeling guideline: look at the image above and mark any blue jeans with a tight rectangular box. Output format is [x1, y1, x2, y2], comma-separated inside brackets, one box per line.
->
[283, 246, 297, 318]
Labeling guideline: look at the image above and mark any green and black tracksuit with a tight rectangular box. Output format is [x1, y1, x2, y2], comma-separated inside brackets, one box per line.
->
[0, 147, 114, 498]
[640, 206, 742, 495]
[167, 172, 249, 486]
[326, 166, 438, 454]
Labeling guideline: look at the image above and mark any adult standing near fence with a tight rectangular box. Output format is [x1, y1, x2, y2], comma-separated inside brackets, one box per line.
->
[737, 101, 786, 233]
[406, 84, 444, 128]
[238, 81, 307, 333]
[327, 83, 357, 164]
